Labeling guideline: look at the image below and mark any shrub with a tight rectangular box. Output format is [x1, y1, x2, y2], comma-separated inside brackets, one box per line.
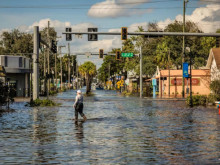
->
[28, 99, 58, 107]
[210, 80, 220, 97]
[49, 90, 58, 96]
[207, 94, 220, 105]
[121, 91, 132, 96]
[186, 95, 208, 106]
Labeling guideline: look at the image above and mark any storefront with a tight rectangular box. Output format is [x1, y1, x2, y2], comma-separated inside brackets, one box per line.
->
[154, 68, 210, 97]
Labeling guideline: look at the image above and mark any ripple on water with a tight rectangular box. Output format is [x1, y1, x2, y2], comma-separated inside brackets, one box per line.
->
[0, 89, 220, 164]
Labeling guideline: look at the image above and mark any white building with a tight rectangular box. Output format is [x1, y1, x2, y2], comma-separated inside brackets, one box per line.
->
[206, 48, 220, 81]
[0, 55, 31, 97]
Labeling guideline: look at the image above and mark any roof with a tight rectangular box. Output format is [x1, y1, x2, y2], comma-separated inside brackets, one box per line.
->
[0, 65, 6, 77]
[206, 48, 220, 69]
[156, 69, 210, 78]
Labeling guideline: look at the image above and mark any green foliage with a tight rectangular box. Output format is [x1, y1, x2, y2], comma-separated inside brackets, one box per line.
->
[98, 53, 125, 83]
[79, 61, 97, 94]
[28, 99, 58, 107]
[0, 80, 8, 105]
[0, 80, 16, 107]
[49, 90, 58, 96]
[121, 91, 133, 96]
[0, 29, 33, 56]
[186, 94, 219, 106]
[210, 80, 220, 97]
[186, 95, 207, 106]
[207, 94, 219, 105]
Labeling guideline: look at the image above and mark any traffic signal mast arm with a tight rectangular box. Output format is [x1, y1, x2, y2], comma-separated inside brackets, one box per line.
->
[62, 31, 220, 37]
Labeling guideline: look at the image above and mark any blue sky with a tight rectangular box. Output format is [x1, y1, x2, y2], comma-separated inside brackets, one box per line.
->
[0, 0, 201, 30]
[0, 0, 219, 67]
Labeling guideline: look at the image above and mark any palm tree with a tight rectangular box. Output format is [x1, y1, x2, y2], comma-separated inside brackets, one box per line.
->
[78, 61, 96, 94]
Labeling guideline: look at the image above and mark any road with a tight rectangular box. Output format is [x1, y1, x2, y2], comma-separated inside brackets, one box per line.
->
[0, 88, 220, 164]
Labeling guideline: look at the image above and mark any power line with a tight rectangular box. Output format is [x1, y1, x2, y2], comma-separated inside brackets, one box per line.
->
[1, 6, 220, 9]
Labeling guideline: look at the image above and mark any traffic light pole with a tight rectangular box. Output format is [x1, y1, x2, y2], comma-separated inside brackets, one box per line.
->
[62, 31, 220, 37]
[47, 21, 50, 99]
[140, 46, 143, 98]
[68, 43, 71, 90]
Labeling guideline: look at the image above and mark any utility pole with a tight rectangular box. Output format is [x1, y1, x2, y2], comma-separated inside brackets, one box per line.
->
[109, 63, 111, 89]
[76, 63, 79, 89]
[47, 21, 50, 99]
[182, 0, 188, 98]
[59, 46, 65, 91]
[72, 56, 75, 89]
[168, 49, 170, 97]
[140, 46, 143, 98]
[33, 26, 40, 100]
[54, 48, 57, 92]
[44, 46, 46, 95]
[68, 43, 71, 90]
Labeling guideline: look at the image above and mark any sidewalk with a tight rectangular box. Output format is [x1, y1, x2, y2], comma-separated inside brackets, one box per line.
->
[14, 97, 31, 102]
[144, 97, 186, 101]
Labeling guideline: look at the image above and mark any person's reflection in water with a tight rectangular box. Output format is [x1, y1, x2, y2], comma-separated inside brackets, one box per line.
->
[75, 122, 84, 143]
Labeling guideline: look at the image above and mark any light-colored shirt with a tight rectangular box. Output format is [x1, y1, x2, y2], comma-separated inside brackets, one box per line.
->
[73, 94, 83, 107]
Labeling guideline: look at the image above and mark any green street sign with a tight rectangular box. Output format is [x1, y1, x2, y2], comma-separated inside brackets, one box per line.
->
[121, 52, 134, 57]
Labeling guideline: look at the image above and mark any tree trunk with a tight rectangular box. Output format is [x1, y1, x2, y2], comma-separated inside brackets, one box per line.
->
[86, 74, 90, 94]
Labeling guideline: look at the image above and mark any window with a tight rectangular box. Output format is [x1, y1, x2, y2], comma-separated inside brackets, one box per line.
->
[4, 56, 8, 67]
[19, 57, 22, 67]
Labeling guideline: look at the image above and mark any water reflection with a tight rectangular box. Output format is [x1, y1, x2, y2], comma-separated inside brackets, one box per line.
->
[0, 90, 219, 164]
[74, 122, 84, 143]
[32, 107, 58, 164]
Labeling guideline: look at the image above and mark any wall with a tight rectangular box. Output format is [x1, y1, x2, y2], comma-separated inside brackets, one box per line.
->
[160, 75, 210, 97]
[0, 55, 30, 69]
[211, 59, 220, 81]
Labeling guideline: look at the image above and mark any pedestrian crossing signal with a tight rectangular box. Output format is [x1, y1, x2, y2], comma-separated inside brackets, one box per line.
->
[116, 51, 121, 60]
[99, 49, 104, 58]
[121, 27, 127, 40]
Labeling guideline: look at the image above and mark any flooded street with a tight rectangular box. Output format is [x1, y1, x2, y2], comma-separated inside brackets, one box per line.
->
[0, 89, 220, 164]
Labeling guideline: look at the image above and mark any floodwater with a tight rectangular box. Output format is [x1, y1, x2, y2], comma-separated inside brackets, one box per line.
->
[0, 89, 220, 164]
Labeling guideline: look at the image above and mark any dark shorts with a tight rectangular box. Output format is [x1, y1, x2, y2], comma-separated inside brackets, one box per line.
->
[75, 103, 84, 117]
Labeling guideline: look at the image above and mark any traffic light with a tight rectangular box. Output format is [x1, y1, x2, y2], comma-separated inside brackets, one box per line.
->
[116, 50, 121, 60]
[216, 37, 220, 48]
[88, 28, 98, 41]
[99, 49, 104, 58]
[121, 27, 127, 40]
[51, 40, 57, 53]
[66, 27, 72, 41]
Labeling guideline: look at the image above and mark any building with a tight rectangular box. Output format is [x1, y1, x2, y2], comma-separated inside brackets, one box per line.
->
[0, 55, 31, 97]
[206, 48, 220, 81]
[154, 67, 211, 97]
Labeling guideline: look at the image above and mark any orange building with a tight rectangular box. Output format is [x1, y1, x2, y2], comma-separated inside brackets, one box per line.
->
[154, 67, 210, 97]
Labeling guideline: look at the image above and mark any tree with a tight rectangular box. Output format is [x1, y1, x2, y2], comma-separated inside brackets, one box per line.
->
[78, 61, 97, 94]
[0, 80, 16, 110]
[210, 80, 220, 97]
[156, 20, 215, 69]
[0, 29, 33, 56]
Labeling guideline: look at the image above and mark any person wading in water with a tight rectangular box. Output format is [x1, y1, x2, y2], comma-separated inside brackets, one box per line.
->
[73, 90, 87, 123]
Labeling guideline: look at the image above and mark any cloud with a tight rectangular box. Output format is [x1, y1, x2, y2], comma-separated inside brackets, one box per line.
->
[157, 4, 220, 33]
[88, 0, 152, 18]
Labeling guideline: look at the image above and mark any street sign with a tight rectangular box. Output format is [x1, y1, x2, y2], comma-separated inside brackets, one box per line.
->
[121, 52, 133, 57]
[183, 62, 189, 78]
